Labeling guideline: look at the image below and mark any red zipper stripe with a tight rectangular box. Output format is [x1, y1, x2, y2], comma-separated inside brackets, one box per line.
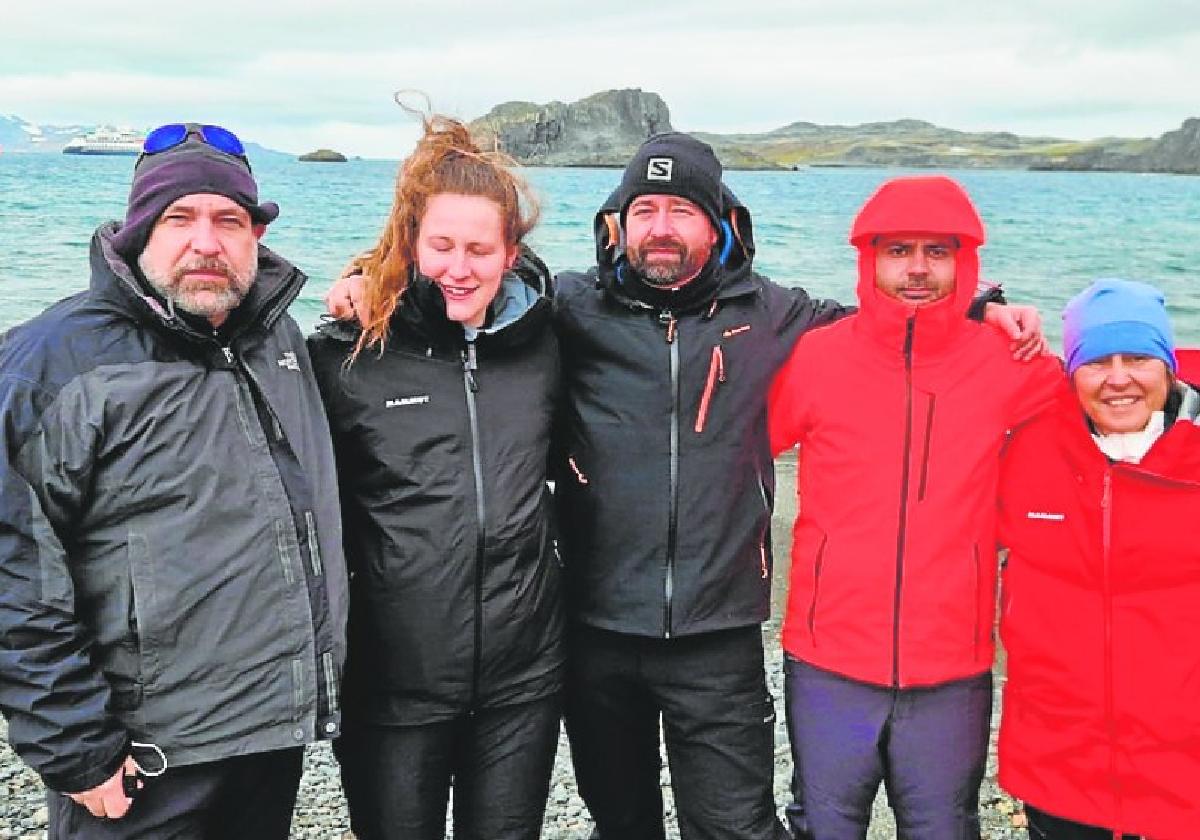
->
[694, 346, 725, 433]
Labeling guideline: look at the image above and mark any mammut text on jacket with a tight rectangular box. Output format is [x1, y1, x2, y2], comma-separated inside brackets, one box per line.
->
[998, 358, 1200, 840]
[0, 224, 347, 793]
[769, 176, 1062, 688]
[554, 189, 849, 639]
[308, 252, 564, 725]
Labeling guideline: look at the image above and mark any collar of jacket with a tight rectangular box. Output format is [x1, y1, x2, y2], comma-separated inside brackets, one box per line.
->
[851, 242, 979, 357]
[1048, 380, 1200, 480]
[316, 246, 554, 353]
[89, 221, 306, 345]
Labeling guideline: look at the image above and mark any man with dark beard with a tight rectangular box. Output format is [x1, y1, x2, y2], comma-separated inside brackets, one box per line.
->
[0, 123, 346, 839]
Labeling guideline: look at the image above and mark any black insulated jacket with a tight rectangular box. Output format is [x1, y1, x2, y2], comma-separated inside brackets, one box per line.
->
[309, 250, 564, 725]
[553, 189, 850, 639]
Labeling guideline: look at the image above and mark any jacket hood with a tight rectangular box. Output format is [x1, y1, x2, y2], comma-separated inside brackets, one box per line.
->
[849, 176, 985, 353]
[90, 221, 306, 344]
[592, 183, 760, 309]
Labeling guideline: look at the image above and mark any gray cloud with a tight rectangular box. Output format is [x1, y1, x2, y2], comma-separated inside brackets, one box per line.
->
[2, 1, 1196, 157]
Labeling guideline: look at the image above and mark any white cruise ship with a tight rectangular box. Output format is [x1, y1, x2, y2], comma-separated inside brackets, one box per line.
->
[62, 127, 143, 156]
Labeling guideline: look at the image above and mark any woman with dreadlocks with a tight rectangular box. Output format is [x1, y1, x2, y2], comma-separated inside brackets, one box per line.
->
[308, 113, 562, 840]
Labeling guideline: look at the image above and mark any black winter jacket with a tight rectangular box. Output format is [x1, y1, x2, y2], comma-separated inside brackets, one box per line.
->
[0, 225, 346, 792]
[308, 251, 563, 725]
[553, 191, 850, 638]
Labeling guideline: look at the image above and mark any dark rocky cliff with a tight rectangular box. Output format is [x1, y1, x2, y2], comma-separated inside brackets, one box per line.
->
[470, 89, 673, 167]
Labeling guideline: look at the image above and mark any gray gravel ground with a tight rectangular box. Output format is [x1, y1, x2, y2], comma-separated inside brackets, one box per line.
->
[0, 456, 1029, 838]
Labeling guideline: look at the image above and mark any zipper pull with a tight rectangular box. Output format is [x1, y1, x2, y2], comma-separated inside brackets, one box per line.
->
[462, 343, 479, 393]
[902, 316, 915, 358]
[223, 346, 234, 364]
[716, 346, 726, 383]
[658, 310, 677, 344]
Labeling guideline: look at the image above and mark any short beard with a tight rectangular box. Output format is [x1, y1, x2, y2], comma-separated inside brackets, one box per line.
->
[139, 255, 255, 320]
[628, 237, 709, 288]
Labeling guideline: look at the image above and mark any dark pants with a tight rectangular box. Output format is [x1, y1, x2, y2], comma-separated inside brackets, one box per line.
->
[784, 656, 991, 840]
[1025, 805, 1141, 840]
[47, 747, 304, 840]
[335, 694, 561, 840]
[565, 624, 789, 840]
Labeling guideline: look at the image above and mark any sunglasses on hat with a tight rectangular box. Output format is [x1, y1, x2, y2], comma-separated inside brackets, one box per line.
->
[139, 123, 251, 171]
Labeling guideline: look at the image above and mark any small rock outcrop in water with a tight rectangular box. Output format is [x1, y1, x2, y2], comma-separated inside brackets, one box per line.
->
[470, 89, 675, 167]
[299, 149, 347, 162]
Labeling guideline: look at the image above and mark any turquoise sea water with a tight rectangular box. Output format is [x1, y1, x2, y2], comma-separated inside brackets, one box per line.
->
[1, 154, 1197, 347]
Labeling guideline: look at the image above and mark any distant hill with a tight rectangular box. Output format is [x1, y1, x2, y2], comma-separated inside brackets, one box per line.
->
[1031, 117, 1200, 174]
[467, 91, 1198, 175]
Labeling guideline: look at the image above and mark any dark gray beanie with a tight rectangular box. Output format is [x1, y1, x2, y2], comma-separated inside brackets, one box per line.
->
[111, 140, 279, 260]
[615, 132, 723, 228]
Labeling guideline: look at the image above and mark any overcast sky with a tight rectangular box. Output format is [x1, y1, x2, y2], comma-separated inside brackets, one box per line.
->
[4, 1, 1198, 159]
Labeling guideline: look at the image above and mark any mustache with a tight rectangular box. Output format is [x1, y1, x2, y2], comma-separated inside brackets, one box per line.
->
[634, 237, 686, 259]
[171, 257, 238, 284]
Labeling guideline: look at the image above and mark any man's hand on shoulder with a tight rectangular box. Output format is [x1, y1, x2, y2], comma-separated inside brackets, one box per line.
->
[984, 302, 1047, 361]
[324, 259, 367, 323]
[68, 756, 141, 820]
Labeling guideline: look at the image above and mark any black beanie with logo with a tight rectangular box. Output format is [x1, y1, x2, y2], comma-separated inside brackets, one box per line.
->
[615, 132, 724, 229]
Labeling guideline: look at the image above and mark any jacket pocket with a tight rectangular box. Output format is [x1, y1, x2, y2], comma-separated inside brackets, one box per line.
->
[807, 534, 829, 645]
[973, 543, 983, 659]
[756, 472, 772, 579]
[918, 395, 936, 501]
[127, 531, 160, 683]
[694, 346, 726, 434]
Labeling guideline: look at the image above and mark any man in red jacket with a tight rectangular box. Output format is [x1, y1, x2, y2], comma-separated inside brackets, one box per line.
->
[768, 175, 1063, 839]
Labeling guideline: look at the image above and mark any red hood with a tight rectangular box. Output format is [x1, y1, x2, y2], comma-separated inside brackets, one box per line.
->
[850, 175, 986, 354]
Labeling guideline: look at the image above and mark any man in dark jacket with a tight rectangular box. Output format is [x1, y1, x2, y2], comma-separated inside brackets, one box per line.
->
[0, 123, 347, 839]
[552, 133, 847, 840]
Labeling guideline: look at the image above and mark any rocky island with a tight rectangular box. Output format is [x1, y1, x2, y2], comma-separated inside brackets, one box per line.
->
[468, 89, 1199, 174]
[299, 148, 347, 162]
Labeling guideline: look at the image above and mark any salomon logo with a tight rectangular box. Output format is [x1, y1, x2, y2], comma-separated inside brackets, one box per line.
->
[646, 157, 673, 182]
[277, 352, 300, 371]
[1027, 511, 1065, 521]
[385, 395, 431, 409]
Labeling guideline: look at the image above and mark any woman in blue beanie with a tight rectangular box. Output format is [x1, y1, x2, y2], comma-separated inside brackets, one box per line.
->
[997, 279, 1200, 839]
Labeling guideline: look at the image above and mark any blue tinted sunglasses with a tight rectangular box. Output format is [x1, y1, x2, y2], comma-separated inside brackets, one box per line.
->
[139, 123, 250, 170]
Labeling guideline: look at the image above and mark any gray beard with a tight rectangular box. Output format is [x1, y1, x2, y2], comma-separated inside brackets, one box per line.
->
[139, 255, 256, 321]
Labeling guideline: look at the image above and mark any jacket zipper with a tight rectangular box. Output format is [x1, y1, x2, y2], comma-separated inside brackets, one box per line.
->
[224, 341, 335, 718]
[1100, 469, 1120, 831]
[462, 342, 486, 706]
[807, 534, 829, 644]
[918, 396, 936, 501]
[892, 316, 916, 687]
[694, 345, 726, 433]
[661, 309, 680, 639]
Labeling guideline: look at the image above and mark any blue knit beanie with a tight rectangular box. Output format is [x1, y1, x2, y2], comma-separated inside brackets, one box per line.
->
[1062, 278, 1176, 374]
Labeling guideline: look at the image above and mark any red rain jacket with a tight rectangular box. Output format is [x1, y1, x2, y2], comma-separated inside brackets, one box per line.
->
[998, 350, 1200, 839]
[769, 176, 1062, 688]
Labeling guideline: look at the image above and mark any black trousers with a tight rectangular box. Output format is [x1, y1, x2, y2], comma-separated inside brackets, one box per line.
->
[564, 624, 789, 840]
[46, 747, 304, 840]
[1025, 805, 1143, 840]
[335, 693, 561, 840]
